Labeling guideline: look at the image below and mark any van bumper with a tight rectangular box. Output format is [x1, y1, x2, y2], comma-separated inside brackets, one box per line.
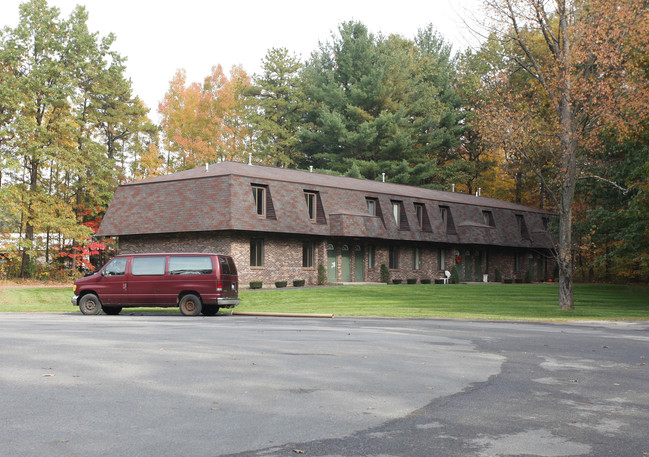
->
[71, 295, 79, 307]
[217, 297, 240, 308]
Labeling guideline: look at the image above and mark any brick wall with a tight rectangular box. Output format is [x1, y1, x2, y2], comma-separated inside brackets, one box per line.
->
[116, 231, 554, 286]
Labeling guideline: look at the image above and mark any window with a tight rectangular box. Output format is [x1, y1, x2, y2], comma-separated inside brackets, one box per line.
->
[219, 257, 232, 275]
[305, 192, 316, 220]
[391, 200, 409, 230]
[368, 245, 375, 269]
[392, 201, 400, 224]
[252, 186, 266, 217]
[367, 199, 376, 216]
[132, 257, 166, 276]
[516, 214, 530, 239]
[415, 204, 424, 229]
[250, 239, 264, 267]
[168, 256, 213, 275]
[413, 247, 422, 270]
[439, 205, 455, 233]
[389, 246, 399, 269]
[438, 248, 446, 270]
[482, 210, 495, 227]
[103, 257, 126, 276]
[302, 241, 314, 268]
[514, 252, 521, 271]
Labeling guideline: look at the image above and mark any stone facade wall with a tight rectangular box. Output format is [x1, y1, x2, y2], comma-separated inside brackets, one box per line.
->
[116, 231, 554, 287]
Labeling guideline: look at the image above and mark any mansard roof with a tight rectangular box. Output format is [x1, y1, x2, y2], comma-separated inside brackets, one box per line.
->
[97, 161, 554, 249]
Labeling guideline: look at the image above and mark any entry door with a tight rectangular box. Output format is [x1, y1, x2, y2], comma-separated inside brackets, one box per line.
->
[341, 244, 352, 282]
[327, 244, 337, 282]
[474, 251, 483, 281]
[464, 250, 472, 282]
[354, 245, 364, 282]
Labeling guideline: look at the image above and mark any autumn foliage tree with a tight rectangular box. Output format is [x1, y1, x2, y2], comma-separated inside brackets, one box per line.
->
[158, 65, 251, 171]
[0, 0, 155, 277]
[474, 0, 649, 308]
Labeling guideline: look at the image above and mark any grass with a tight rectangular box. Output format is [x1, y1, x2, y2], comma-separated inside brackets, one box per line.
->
[0, 282, 647, 321]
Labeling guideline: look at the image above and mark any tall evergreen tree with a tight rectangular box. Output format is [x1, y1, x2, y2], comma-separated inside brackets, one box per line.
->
[245, 48, 311, 167]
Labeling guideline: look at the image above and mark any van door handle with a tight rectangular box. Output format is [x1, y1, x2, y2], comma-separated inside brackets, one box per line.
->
[123, 283, 127, 291]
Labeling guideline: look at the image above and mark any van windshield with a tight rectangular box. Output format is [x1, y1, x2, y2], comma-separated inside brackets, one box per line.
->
[169, 256, 213, 275]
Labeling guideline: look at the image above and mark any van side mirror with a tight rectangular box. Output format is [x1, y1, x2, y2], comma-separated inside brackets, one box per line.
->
[101, 269, 107, 276]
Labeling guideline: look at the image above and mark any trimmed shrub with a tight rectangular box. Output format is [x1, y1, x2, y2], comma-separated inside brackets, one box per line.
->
[392, 279, 402, 284]
[515, 278, 524, 284]
[495, 268, 503, 282]
[249, 281, 263, 289]
[275, 281, 288, 288]
[504, 278, 513, 284]
[380, 264, 390, 284]
[317, 264, 327, 285]
[420, 279, 431, 284]
[434, 278, 446, 284]
[407, 278, 418, 284]
[450, 266, 460, 284]
[293, 279, 305, 287]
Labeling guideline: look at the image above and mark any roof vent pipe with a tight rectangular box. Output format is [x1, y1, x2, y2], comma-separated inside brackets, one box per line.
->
[205, 163, 209, 172]
[248, 153, 252, 165]
[310, 166, 313, 172]
[452, 184, 455, 193]
[478, 188, 482, 197]
[382, 173, 386, 183]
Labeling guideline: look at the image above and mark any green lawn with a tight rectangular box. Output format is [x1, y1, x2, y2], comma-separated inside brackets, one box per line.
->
[0, 283, 647, 320]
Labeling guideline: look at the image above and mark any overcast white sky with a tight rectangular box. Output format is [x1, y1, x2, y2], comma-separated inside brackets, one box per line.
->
[1, 0, 482, 120]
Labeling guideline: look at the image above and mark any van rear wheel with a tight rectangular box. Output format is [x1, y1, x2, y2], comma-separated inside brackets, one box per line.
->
[179, 294, 202, 316]
[79, 294, 102, 315]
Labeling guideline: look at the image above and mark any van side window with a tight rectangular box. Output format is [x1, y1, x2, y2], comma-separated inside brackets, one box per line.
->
[169, 256, 213, 275]
[219, 257, 231, 275]
[104, 258, 126, 276]
[132, 257, 166, 276]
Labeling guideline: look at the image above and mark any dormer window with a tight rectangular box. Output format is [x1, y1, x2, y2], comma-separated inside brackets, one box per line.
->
[516, 214, 530, 239]
[439, 205, 456, 234]
[252, 185, 266, 217]
[367, 199, 376, 216]
[391, 200, 409, 230]
[482, 210, 495, 227]
[414, 203, 432, 232]
[303, 190, 326, 224]
[305, 192, 317, 220]
[251, 184, 276, 220]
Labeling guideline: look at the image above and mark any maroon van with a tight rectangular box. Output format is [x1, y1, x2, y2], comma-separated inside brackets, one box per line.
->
[72, 253, 239, 316]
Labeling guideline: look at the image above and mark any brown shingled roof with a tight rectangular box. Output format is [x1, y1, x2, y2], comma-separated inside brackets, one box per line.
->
[97, 161, 554, 249]
[124, 161, 550, 213]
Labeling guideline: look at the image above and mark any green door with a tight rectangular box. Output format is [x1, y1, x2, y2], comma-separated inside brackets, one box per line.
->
[474, 251, 483, 281]
[354, 245, 364, 282]
[327, 244, 337, 282]
[341, 244, 352, 282]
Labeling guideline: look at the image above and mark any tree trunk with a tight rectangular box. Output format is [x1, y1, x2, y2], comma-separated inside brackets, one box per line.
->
[558, 103, 577, 310]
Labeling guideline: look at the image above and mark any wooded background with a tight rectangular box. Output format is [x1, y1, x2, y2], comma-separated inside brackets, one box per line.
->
[1, 0, 647, 302]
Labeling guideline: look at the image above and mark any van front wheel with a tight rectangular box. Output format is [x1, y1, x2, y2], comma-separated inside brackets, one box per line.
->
[179, 294, 202, 316]
[79, 294, 102, 315]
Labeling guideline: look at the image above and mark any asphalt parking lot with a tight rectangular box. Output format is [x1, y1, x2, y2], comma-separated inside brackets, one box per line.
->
[1, 313, 647, 457]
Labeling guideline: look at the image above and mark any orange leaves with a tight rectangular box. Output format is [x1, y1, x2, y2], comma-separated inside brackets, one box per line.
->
[158, 65, 252, 171]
